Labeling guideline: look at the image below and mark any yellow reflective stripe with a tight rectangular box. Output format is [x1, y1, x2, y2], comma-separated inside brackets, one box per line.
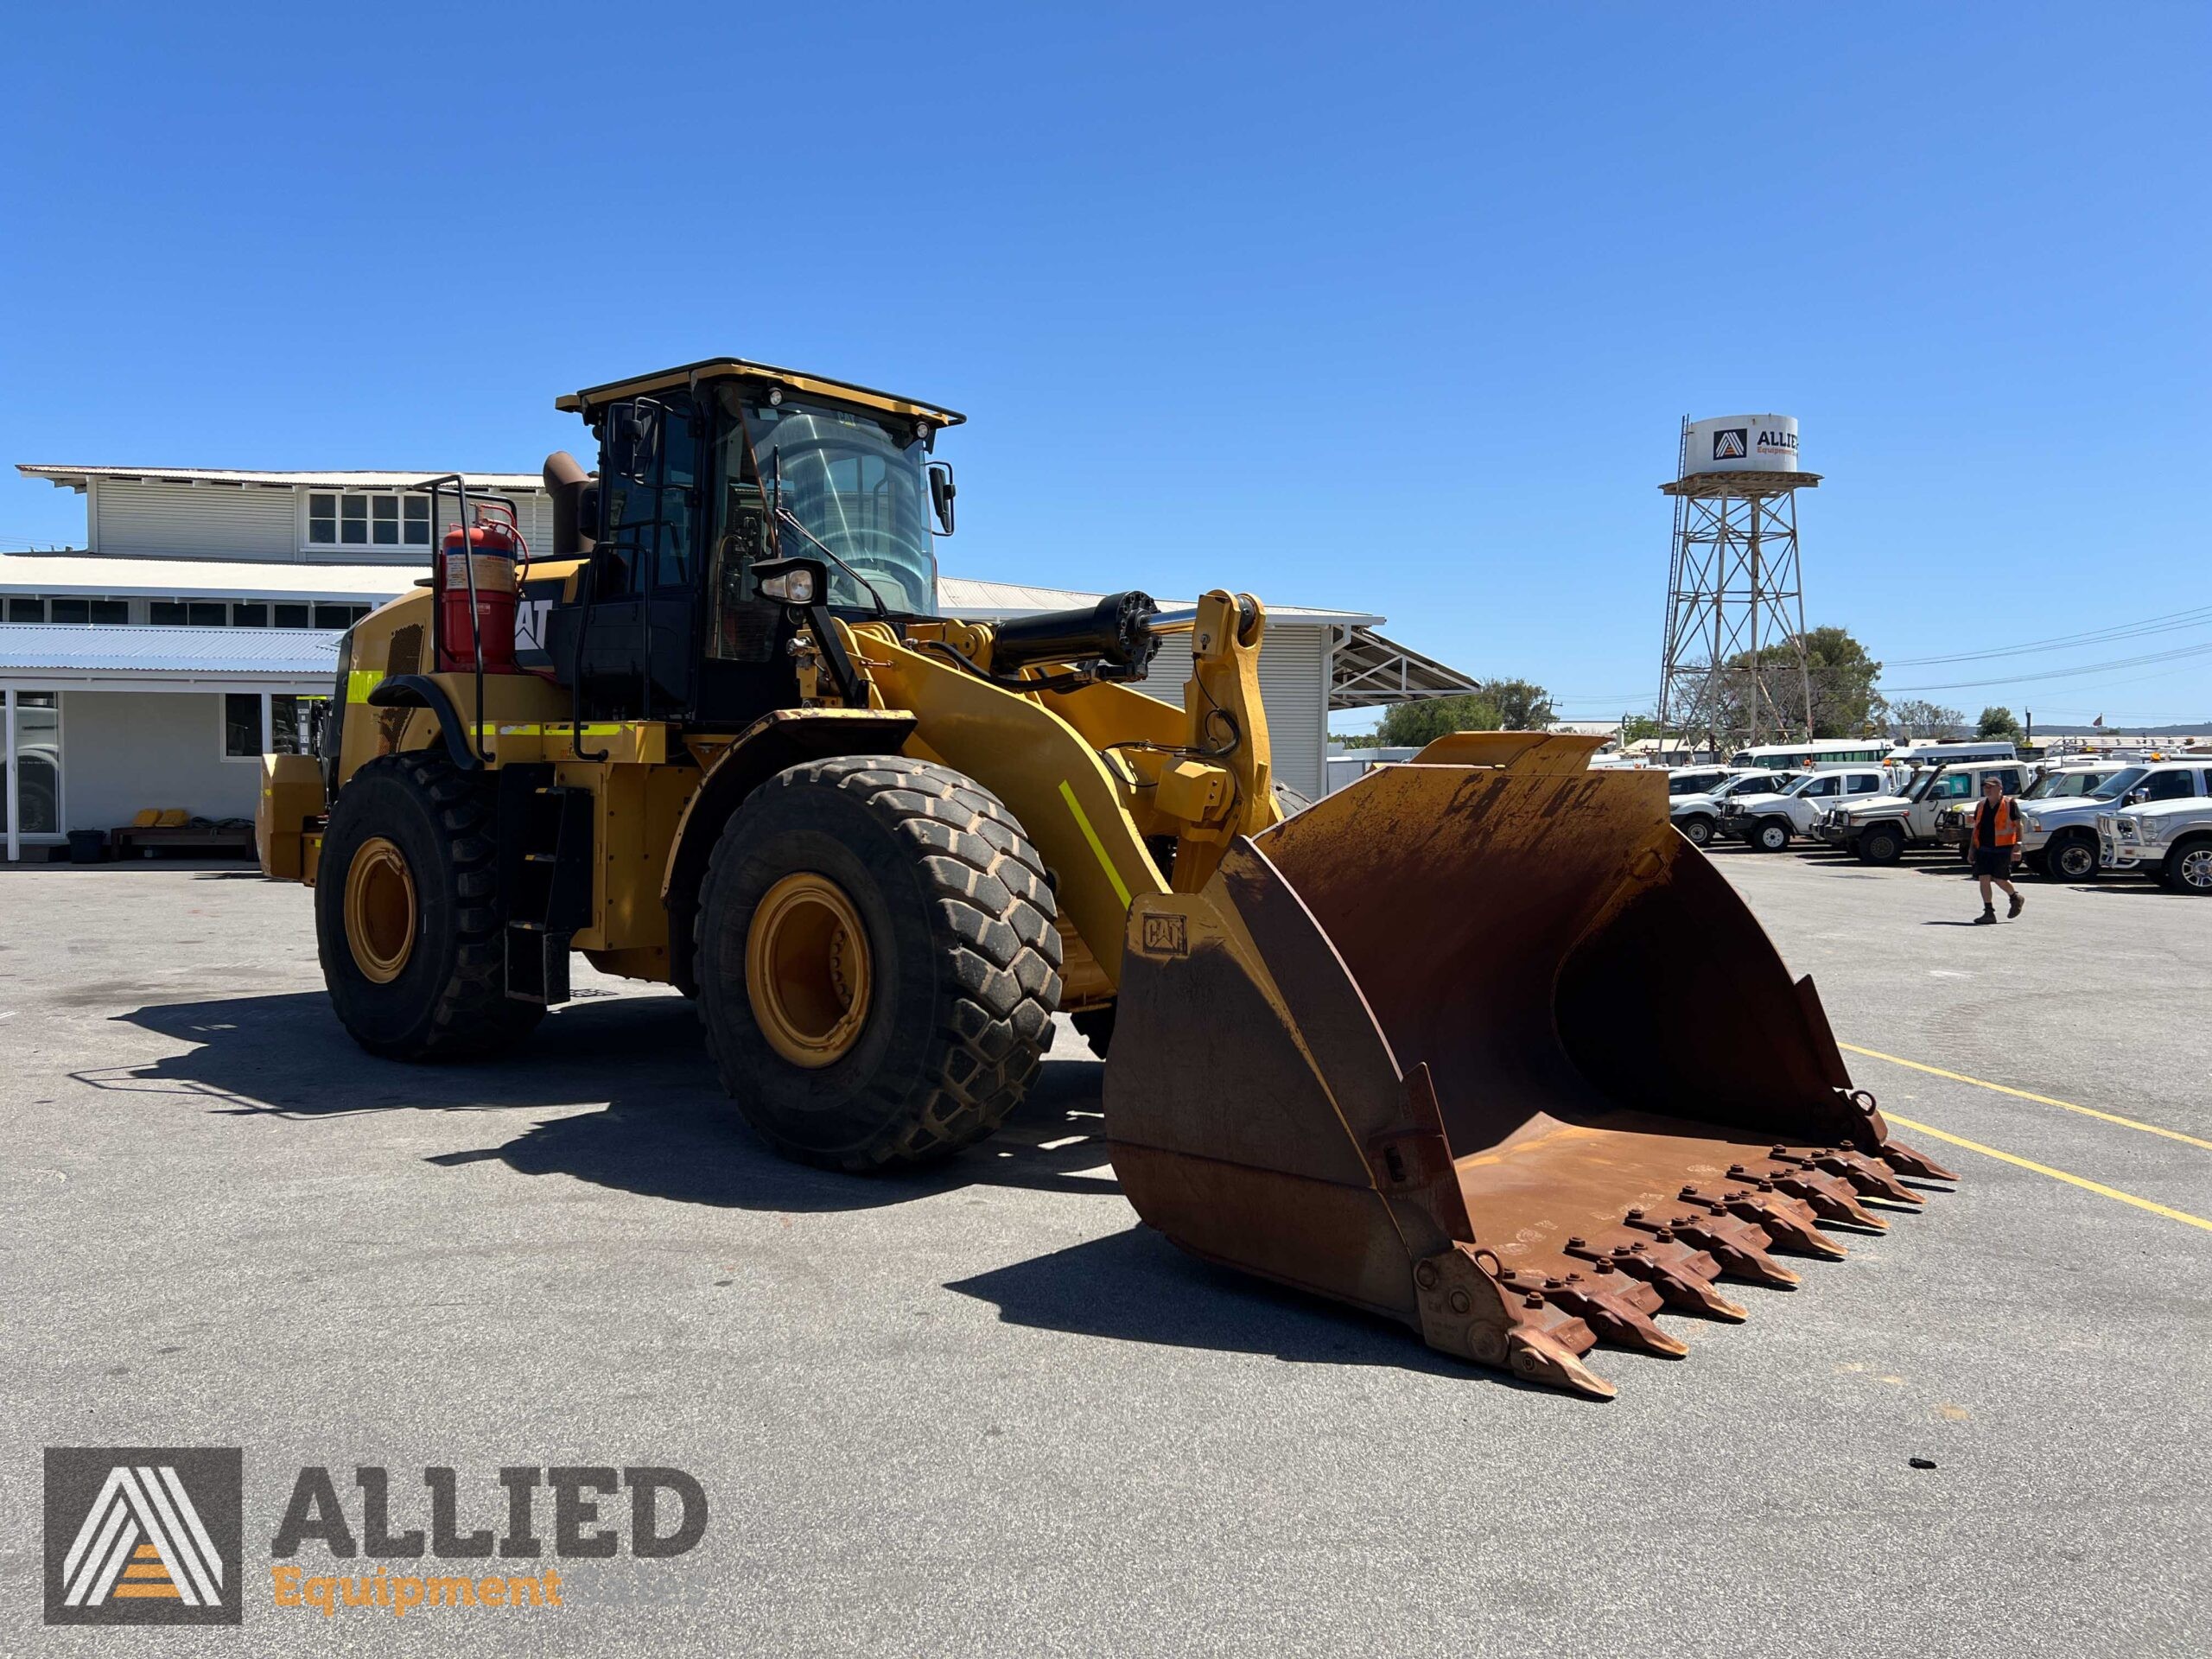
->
[1058, 779, 1132, 908]
[346, 670, 385, 702]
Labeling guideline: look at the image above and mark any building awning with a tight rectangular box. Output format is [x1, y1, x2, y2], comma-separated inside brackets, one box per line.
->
[0, 623, 340, 686]
[1327, 626, 1482, 709]
[20, 464, 544, 493]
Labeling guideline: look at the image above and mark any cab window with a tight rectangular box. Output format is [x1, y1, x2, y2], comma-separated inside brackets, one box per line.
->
[2139, 769, 2197, 803]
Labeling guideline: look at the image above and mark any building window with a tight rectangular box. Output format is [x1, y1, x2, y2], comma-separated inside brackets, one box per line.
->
[233, 603, 268, 627]
[223, 694, 263, 760]
[91, 599, 128, 624]
[274, 602, 311, 628]
[314, 603, 369, 628]
[308, 492, 430, 549]
[8, 691, 62, 836]
[48, 598, 90, 625]
[270, 696, 327, 756]
[7, 597, 44, 622]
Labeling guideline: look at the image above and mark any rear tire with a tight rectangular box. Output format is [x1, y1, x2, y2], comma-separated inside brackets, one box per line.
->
[315, 753, 543, 1061]
[2046, 831, 2100, 882]
[696, 756, 1062, 1170]
[2162, 836, 2212, 895]
[1858, 824, 1905, 865]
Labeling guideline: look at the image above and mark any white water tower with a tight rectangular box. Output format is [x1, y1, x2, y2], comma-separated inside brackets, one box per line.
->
[1656, 415, 1821, 752]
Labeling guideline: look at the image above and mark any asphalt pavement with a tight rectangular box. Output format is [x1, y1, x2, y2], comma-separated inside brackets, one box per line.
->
[2, 846, 2206, 1656]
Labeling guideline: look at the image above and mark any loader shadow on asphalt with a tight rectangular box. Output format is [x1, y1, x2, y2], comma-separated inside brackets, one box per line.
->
[87, 990, 1120, 1211]
[945, 1230, 1556, 1390]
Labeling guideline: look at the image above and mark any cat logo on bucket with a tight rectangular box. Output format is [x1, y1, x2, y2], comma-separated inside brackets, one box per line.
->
[44, 1448, 244, 1626]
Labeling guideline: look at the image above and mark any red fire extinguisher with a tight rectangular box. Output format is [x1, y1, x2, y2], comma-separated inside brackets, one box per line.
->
[436, 502, 526, 672]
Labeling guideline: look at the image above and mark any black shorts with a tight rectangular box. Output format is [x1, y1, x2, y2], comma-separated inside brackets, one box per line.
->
[1970, 845, 2014, 878]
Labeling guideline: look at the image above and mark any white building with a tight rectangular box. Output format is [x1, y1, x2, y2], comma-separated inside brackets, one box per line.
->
[3, 463, 1473, 859]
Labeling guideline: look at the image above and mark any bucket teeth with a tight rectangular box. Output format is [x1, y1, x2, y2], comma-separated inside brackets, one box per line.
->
[1738, 1162, 1889, 1230]
[1572, 1238, 1749, 1321]
[1624, 1205, 1800, 1288]
[1502, 1265, 1686, 1357]
[1689, 1183, 1847, 1262]
[1878, 1137, 1960, 1184]
[1815, 1149, 1924, 1206]
[1504, 1327, 1617, 1400]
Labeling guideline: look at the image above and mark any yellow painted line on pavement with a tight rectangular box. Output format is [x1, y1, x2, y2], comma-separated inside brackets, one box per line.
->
[1841, 1042, 2212, 1152]
[1884, 1114, 2212, 1235]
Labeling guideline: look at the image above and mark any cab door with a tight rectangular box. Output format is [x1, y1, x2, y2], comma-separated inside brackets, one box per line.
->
[557, 397, 703, 719]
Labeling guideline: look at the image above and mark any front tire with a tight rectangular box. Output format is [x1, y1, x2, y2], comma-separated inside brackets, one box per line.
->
[696, 756, 1062, 1170]
[2163, 836, 2212, 895]
[1859, 824, 1905, 866]
[1753, 818, 1791, 853]
[1679, 815, 1714, 848]
[2046, 831, 2100, 882]
[315, 753, 543, 1060]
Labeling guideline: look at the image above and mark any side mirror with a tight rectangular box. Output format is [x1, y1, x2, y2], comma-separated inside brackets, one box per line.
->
[927, 461, 957, 535]
[604, 401, 664, 485]
[2126, 788, 2148, 804]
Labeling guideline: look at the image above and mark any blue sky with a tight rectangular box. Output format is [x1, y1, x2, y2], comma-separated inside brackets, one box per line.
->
[3, 2, 2205, 728]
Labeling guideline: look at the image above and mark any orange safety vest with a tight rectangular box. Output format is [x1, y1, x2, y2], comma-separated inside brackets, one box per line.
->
[1974, 796, 2019, 847]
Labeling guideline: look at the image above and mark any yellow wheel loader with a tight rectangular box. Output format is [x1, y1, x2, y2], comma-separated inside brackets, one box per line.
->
[257, 357, 1954, 1397]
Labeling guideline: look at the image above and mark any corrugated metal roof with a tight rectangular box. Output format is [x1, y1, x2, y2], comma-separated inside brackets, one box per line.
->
[936, 575, 1379, 626]
[21, 464, 544, 491]
[0, 624, 340, 675]
[0, 553, 419, 599]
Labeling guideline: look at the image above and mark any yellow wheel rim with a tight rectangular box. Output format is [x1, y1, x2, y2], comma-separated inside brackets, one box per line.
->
[344, 836, 417, 985]
[746, 873, 873, 1068]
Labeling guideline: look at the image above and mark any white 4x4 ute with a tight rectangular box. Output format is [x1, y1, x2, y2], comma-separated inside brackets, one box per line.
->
[2099, 791, 2212, 893]
[1979, 762, 2203, 881]
[1818, 760, 2028, 865]
[1720, 766, 1896, 853]
[1670, 770, 1789, 848]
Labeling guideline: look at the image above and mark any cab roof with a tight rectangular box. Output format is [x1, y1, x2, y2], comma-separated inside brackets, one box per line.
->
[555, 358, 965, 428]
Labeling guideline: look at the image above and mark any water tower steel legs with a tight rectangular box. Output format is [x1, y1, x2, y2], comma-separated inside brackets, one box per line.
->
[1656, 437, 1818, 760]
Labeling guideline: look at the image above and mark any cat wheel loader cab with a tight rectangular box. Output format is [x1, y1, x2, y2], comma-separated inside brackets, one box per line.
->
[265, 356, 1954, 1398]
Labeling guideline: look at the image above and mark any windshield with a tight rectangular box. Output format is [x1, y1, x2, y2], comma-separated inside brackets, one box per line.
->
[735, 394, 937, 613]
[2023, 768, 2128, 801]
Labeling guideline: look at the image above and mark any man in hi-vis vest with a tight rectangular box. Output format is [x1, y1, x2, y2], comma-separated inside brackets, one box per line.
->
[1965, 772, 2025, 924]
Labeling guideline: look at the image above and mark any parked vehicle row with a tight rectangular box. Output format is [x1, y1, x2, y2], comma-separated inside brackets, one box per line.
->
[1662, 755, 2212, 893]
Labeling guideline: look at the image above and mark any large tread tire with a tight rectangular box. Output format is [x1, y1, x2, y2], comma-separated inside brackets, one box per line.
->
[315, 753, 543, 1061]
[696, 756, 1062, 1171]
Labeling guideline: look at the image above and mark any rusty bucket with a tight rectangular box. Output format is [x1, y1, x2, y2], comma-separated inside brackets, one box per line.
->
[1103, 748, 1954, 1397]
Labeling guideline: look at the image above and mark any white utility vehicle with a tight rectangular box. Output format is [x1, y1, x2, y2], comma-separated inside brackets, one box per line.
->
[1940, 761, 2203, 880]
[1670, 769, 1796, 848]
[1719, 765, 1897, 852]
[1814, 760, 2030, 865]
[2099, 794, 2212, 893]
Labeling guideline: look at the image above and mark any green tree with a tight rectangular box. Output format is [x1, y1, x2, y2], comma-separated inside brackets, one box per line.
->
[1891, 699, 1967, 741]
[1484, 678, 1557, 731]
[1977, 705, 2024, 744]
[1376, 692, 1503, 747]
[1681, 625, 1885, 745]
[1618, 713, 1662, 746]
